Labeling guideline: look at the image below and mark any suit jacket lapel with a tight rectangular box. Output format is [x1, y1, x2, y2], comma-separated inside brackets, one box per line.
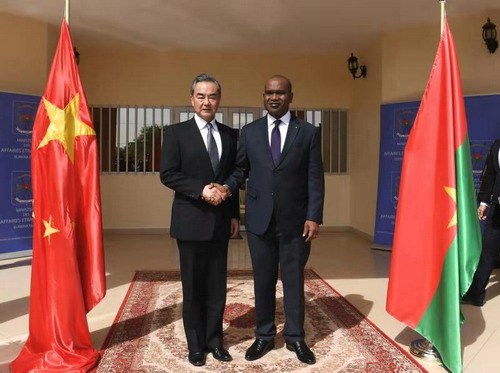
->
[279, 116, 301, 165]
[188, 117, 207, 152]
[259, 118, 276, 167]
[215, 121, 229, 177]
[188, 117, 216, 174]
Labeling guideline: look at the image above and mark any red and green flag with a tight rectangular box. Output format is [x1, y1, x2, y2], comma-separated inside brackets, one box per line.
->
[386, 19, 481, 373]
[11, 19, 105, 372]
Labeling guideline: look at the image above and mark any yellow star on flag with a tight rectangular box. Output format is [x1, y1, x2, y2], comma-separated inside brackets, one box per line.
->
[37, 93, 95, 163]
[42, 215, 60, 243]
[444, 186, 457, 228]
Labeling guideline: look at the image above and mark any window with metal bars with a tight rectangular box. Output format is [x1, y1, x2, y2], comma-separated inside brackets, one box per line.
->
[90, 106, 348, 175]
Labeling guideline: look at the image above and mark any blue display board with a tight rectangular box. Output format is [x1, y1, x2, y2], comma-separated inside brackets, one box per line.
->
[373, 94, 500, 250]
[0, 92, 40, 259]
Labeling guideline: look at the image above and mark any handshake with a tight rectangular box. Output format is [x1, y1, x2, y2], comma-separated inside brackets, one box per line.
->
[201, 183, 232, 206]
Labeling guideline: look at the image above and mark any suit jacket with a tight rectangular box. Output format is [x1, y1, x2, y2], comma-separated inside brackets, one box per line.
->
[478, 139, 500, 205]
[160, 118, 239, 241]
[225, 115, 324, 236]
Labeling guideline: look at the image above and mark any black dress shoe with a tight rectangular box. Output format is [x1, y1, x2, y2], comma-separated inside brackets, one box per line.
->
[245, 338, 274, 361]
[188, 352, 206, 367]
[211, 347, 232, 362]
[286, 340, 316, 365]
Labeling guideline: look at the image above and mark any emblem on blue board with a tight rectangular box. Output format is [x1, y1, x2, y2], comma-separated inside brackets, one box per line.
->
[394, 108, 417, 138]
[12, 172, 32, 203]
[13, 101, 37, 134]
[470, 141, 490, 171]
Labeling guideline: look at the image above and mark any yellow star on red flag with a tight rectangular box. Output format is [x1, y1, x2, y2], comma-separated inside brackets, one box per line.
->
[37, 93, 95, 163]
[444, 186, 457, 228]
[42, 215, 60, 243]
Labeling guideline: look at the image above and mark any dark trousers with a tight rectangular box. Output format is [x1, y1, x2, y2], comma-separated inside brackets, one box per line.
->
[247, 218, 311, 343]
[467, 205, 500, 302]
[177, 239, 229, 353]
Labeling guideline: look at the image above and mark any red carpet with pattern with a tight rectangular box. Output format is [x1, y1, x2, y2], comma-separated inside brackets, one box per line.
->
[98, 270, 426, 372]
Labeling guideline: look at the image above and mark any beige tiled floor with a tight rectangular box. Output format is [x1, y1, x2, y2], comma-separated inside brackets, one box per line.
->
[1, 231, 499, 372]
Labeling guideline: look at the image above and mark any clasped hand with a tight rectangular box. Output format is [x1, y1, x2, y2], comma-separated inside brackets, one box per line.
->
[201, 183, 231, 206]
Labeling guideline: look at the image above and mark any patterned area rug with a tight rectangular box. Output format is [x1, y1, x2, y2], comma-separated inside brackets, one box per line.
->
[98, 270, 426, 372]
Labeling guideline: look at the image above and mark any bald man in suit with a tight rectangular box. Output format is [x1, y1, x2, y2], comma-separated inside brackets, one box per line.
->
[217, 75, 324, 365]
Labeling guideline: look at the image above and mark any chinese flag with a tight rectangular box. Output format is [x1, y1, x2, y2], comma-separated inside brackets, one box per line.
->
[386, 19, 481, 373]
[11, 20, 106, 372]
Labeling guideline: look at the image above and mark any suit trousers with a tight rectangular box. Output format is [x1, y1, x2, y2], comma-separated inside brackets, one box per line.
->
[177, 239, 229, 352]
[247, 217, 311, 343]
[467, 204, 500, 302]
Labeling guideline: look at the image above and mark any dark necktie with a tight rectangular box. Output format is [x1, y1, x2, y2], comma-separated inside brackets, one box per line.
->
[270, 119, 281, 165]
[207, 122, 219, 172]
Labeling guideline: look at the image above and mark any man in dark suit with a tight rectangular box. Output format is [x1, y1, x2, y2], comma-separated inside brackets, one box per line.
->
[463, 140, 500, 307]
[218, 75, 324, 365]
[160, 74, 239, 366]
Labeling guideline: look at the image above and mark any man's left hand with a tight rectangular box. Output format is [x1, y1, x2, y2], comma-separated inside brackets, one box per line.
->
[230, 218, 240, 238]
[303, 220, 319, 242]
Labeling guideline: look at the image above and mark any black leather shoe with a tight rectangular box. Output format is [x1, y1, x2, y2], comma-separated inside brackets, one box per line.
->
[286, 340, 316, 365]
[211, 347, 232, 362]
[188, 352, 206, 366]
[245, 338, 274, 361]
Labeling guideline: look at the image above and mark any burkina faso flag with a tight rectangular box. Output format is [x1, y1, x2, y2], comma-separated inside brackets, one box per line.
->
[386, 18, 481, 373]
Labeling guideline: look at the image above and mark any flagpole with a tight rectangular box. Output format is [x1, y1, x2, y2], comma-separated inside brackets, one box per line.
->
[410, 338, 441, 363]
[408, 0, 447, 365]
[440, 0, 446, 34]
[10, 2, 106, 369]
[65, 0, 70, 25]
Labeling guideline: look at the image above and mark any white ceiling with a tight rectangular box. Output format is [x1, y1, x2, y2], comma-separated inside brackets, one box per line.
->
[1, 0, 500, 54]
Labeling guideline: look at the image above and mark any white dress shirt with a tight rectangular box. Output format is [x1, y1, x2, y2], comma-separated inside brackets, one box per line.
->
[194, 113, 222, 159]
[267, 111, 291, 151]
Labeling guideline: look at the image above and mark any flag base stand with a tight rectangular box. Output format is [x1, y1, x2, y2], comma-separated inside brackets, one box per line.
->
[409, 338, 442, 363]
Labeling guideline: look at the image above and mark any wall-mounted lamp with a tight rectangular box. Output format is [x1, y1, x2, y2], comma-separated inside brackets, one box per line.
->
[482, 18, 498, 54]
[73, 47, 80, 65]
[347, 53, 367, 79]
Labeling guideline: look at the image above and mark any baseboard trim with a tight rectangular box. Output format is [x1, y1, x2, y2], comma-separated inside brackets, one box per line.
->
[370, 243, 392, 251]
[104, 228, 169, 235]
[104, 226, 375, 241]
[348, 227, 374, 242]
[0, 250, 32, 261]
[318, 226, 351, 232]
